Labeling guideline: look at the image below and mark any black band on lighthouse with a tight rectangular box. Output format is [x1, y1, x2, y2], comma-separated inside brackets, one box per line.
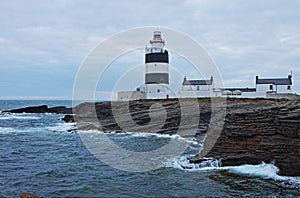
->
[145, 50, 169, 63]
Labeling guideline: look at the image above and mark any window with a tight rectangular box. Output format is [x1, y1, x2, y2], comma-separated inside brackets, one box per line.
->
[287, 85, 291, 90]
[269, 85, 273, 90]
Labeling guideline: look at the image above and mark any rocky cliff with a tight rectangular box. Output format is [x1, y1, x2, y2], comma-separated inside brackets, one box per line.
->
[71, 98, 300, 175]
[190, 99, 300, 176]
[72, 99, 212, 135]
[3, 98, 300, 176]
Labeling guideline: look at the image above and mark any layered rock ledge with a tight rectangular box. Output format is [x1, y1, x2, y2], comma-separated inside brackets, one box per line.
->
[3, 98, 300, 176]
[71, 98, 300, 175]
[190, 98, 300, 176]
[72, 99, 213, 134]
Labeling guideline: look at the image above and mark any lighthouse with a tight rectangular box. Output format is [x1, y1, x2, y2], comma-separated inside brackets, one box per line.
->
[145, 31, 169, 99]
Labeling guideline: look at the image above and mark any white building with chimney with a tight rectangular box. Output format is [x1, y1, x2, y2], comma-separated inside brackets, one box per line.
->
[178, 76, 214, 98]
[255, 75, 292, 98]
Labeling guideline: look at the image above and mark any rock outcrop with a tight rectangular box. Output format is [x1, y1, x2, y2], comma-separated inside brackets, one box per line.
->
[19, 192, 39, 198]
[3, 105, 72, 114]
[72, 99, 213, 135]
[72, 98, 300, 176]
[4, 98, 299, 176]
[61, 114, 75, 123]
[190, 99, 300, 176]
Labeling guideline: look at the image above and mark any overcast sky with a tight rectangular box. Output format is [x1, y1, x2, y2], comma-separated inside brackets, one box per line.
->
[0, 0, 299, 100]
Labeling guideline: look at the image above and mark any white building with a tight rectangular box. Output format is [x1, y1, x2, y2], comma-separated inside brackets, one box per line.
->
[178, 76, 214, 98]
[178, 75, 294, 99]
[256, 75, 292, 98]
[118, 88, 146, 101]
[213, 87, 257, 98]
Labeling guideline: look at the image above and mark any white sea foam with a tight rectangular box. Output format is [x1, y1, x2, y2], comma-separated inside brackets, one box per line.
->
[0, 113, 39, 120]
[165, 156, 220, 171]
[46, 123, 77, 133]
[166, 156, 300, 189]
[77, 130, 200, 145]
[122, 131, 199, 145]
[0, 127, 16, 134]
[227, 162, 279, 178]
[227, 162, 300, 188]
[78, 130, 191, 138]
[77, 129, 100, 134]
[127, 132, 182, 139]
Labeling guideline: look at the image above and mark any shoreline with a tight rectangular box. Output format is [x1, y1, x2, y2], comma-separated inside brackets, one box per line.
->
[3, 98, 300, 176]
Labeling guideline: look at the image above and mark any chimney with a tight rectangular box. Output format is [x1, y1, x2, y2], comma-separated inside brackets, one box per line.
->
[182, 76, 187, 85]
[288, 75, 292, 85]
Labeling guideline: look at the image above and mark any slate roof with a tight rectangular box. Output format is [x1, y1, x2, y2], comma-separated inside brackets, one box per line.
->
[183, 80, 213, 85]
[182, 76, 213, 86]
[256, 76, 292, 85]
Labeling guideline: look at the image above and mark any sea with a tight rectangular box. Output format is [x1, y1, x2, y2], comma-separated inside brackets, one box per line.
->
[0, 100, 299, 197]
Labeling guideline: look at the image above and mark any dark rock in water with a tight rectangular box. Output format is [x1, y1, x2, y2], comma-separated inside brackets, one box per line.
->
[4, 105, 48, 113]
[3, 105, 72, 114]
[67, 127, 77, 133]
[62, 115, 74, 123]
[188, 157, 208, 164]
[19, 192, 39, 198]
[48, 106, 72, 114]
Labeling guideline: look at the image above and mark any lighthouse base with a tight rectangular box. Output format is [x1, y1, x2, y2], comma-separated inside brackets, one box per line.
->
[145, 84, 170, 99]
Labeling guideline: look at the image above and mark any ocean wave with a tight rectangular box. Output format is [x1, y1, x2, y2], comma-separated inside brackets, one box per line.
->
[165, 156, 220, 171]
[166, 156, 300, 189]
[127, 131, 196, 141]
[78, 130, 199, 144]
[0, 113, 40, 120]
[46, 123, 77, 133]
[0, 127, 16, 134]
[227, 163, 300, 189]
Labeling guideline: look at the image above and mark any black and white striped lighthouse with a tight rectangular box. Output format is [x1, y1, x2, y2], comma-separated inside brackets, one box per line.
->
[145, 31, 169, 99]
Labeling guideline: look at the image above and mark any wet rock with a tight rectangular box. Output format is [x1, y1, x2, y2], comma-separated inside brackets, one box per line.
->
[191, 100, 300, 176]
[71, 99, 209, 135]
[19, 192, 39, 198]
[62, 115, 74, 123]
[4, 105, 48, 113]
[48, 106, 72, 114]
[3, 105, 72, 114]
